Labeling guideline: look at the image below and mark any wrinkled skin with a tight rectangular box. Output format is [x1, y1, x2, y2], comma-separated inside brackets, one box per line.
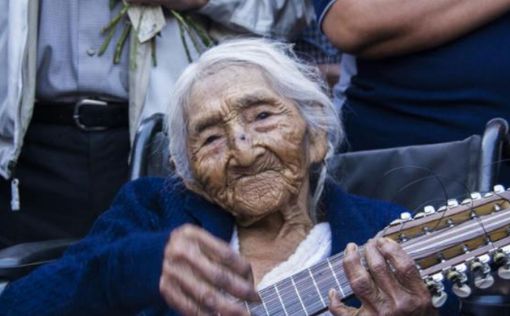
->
[329, 239, 437, 316]
[126, 0, 208, 11]
[159, 66, 434, 316]
[185, 66, 323, 224]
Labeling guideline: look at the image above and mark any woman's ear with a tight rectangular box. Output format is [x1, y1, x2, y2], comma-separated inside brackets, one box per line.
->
[308, 128, 328, 164]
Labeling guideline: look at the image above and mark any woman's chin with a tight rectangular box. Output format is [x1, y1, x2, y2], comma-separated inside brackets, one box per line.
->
[231, 183, 290, 220]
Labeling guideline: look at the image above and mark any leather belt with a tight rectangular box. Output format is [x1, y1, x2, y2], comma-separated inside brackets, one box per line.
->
[32, 99, 129, 131]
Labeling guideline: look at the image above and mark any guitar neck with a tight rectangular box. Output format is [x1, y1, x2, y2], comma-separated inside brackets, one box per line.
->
[246, 252, 353, 316]
[244, 189, 510, 315]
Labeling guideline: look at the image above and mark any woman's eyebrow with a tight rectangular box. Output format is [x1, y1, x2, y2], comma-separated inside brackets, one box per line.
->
[193, 114, 223, 134]
[235, 92, 278, 109]
[192, 92, 278, 133]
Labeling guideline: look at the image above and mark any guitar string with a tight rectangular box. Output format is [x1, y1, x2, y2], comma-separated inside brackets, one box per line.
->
[251, 167, 510, 313]
[250, 207, 510, 313]
[254, 161, 510, 313]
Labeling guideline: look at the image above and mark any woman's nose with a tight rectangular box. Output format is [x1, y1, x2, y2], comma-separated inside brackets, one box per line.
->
[228, 126, 256, 167]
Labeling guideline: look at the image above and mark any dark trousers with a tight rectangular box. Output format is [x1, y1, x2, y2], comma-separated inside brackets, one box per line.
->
[0, 122, 130, 247]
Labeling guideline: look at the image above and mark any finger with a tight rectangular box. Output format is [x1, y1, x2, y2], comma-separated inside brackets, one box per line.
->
[342, 242, 378, 310]
[377, 238, 428, 295]
[160, 272, 211, 316]
[186, 225, 253, 279]
[364, 239, 401, 298]
[170, 245, 259, 302]
[171, 264, 250, 316]
[328, 289, 358, 316]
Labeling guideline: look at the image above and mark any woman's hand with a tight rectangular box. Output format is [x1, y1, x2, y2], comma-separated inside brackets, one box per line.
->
[160, 224, 259, 316]
[126, 0, 208, 11]
[329, 238, 437, 316]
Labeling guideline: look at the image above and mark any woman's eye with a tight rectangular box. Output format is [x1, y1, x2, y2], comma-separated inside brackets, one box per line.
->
[203, 135, 220, 146]
[255, 111, 271, 121]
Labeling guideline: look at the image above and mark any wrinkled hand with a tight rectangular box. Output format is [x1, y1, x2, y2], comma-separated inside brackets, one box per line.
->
[126, 0, 208, 11]
[160, 224, 259, 316]
[329, 238, 437, 316]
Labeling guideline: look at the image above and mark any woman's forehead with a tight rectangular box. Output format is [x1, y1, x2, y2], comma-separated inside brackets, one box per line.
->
[192, 66, 271, 99]
[185, 66, 277, 120]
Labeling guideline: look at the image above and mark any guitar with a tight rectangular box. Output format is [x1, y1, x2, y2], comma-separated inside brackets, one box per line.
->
[243, 185, 510, 316]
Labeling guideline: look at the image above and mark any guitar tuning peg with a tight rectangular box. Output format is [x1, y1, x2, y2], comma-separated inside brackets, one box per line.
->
[461, 198, 472, 205]
[423, 205, 435, 214]
[400, 212, 412, 221]
[474, 274, 494, 289]
[493, 184, 505, 193]
[498, 265, 510, 280]
[493, 250, 510, 280]
[413, 212, 425, 219]
[414, 206, 435, 219]
[470, 192, 482, 200]
[390, 213, 411, 226]
[447, 199, 459, 207]
[446, 269, 471, 298]
[426, 277, 447, 308]
[470, 259, 495, 289]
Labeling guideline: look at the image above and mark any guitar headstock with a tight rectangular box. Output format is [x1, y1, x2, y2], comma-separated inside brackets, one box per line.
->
[381, 185, 510, 307]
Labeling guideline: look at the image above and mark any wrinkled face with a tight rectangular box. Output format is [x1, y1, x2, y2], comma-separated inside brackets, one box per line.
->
[185, 66, 324, 223]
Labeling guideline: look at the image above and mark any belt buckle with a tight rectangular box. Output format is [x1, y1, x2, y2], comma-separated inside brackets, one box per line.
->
[73, 99, 108, 131]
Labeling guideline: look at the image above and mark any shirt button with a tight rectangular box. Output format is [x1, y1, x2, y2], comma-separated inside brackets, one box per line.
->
[86, 48, 96, 56]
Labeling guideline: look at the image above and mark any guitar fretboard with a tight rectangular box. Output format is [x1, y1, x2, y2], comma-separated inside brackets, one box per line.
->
[245, 252, 353, 316]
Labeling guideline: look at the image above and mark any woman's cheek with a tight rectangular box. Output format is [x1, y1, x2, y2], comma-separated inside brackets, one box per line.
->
[198, 149, 227, 180]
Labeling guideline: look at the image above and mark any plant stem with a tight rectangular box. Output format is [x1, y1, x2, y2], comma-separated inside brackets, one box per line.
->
[114, 23, 132, 64]
[151, 37, 157, 67]
[98, 24, 117, 56]
[102, 3, 129, 34]
[184, 15, 213, 48]
[176, 18, 192, 63]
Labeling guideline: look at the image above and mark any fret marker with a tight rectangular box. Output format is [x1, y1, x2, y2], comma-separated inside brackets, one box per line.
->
[308, 268, 326, 306]
[274, 284, 289, 316]
[327, 259, 345, 297]
[291, 277, 308, 314]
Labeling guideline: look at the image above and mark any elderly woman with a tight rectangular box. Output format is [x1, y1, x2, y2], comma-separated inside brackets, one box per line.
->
[0, 39, 442, 315]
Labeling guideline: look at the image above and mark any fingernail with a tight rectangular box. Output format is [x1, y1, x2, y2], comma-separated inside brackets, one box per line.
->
[347, 242, 358, 253]
[328, 288, 337, 301]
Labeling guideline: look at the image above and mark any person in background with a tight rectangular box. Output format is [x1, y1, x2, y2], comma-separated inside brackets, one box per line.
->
[315, 0, 510, 159]
[0, 0, 313, 248]
[294, 22, 342, 90]
[316, 0, 510, 313]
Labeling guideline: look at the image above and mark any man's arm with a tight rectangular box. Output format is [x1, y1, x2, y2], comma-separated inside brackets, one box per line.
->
[321, 0, 510, 58]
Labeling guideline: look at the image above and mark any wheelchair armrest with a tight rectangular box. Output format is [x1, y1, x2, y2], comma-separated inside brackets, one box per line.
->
[0, 239, 76, 280]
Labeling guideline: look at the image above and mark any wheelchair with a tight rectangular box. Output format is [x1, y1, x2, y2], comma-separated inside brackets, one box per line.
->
[1, 114, 509, 314]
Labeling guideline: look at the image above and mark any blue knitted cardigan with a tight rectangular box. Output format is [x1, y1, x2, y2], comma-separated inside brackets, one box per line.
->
[0, 177, 458, 315]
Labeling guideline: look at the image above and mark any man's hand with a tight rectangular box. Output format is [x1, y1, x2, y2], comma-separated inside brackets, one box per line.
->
[126, 0, 208, 11]
[329, 238, 437, 316]
[159, 224, 259, 316]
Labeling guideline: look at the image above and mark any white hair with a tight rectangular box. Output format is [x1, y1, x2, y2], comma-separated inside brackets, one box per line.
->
[167, 38, 344, 220]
